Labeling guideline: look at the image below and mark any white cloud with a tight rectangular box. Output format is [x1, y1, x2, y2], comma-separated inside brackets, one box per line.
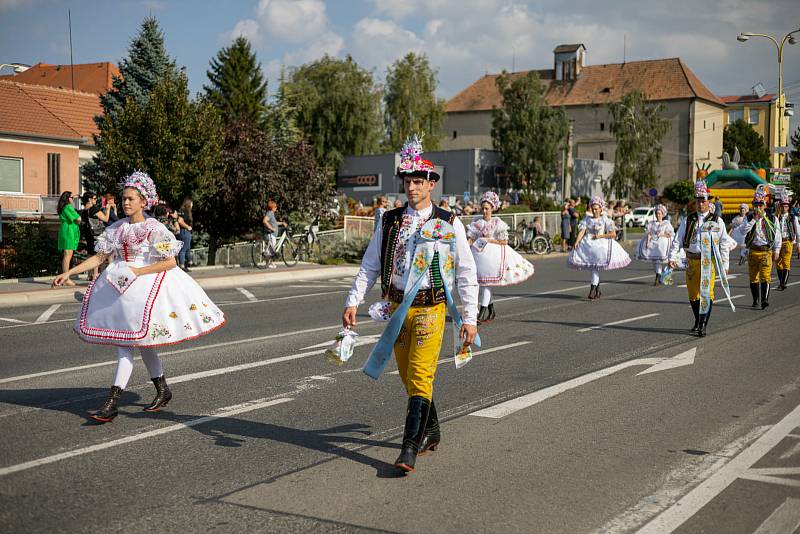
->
[350, 18, 423, 76]
[229, 19, 261, 44]
[255, 0, 328, 43]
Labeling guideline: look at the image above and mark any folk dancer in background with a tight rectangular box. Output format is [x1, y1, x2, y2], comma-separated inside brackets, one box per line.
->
[776, 192, 800, 290]
[732, 189, 781, 309]
[730, 203, 749, 265]
[343, 134, 479, 474]
[669, 181, 736, 337]
[635, 204, 674, 286]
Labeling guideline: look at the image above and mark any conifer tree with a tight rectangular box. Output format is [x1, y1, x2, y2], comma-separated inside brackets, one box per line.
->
[204, 37, 268, 127]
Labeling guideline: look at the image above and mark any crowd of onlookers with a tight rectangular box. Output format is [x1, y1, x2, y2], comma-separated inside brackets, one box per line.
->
[55, 190, 194, 282]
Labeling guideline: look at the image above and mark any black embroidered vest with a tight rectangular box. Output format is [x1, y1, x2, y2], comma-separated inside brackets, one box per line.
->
[745, 213, 778, 247]
[379, 205, 456, 297]
[682, 211, 720, 249]
[780, 214, 797, 241]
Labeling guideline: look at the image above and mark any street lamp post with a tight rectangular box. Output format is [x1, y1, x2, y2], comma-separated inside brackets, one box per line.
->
[737, 28, 800, 167]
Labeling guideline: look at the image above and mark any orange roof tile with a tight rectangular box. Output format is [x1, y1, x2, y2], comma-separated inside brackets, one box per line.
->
[0, 81, 102, 144]
[0, 62, 119, 95]
[720, 94, 776, 104]
[446, 58, 724, 113]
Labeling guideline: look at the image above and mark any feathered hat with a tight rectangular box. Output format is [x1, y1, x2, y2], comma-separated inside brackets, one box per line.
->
[589, 195, 606, 209]
[752, 189, 766, 205]
[480, 191, 500, 210]
[778, 190, 791, 205]
[693, 180, 710, 200]
[121, 171, 158, 209]
[397, 134, 440, 181]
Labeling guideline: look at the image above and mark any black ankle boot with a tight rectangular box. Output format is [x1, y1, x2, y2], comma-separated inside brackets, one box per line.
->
[690, 300, 700, 332]
[485, 303, 496, 322]
[595, 283, 602, 299]
[761, 282, 770, 309]
[144, 375, 172, 412]
[588, 285, 596, 300]
[395, 396, 431, 473]
[477, 306, 487, 323]
[779, 270, 788, 290]
[419, 401, 441, 456]
[91, 386, 123, 423]
[750, 283, 760, 307]
[697, 300, 712, 337]
[654, 274, 660, 286]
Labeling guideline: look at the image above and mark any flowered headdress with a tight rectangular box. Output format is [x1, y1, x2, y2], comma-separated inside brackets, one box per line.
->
[655, 204, 667, 217]
[480, 191, 500, 210]
[739, 203, 749, 212]
[121, 171, 158, 209]
[752, 189, 766, 205]
[693, 180, 710, 200]
[397, 134, 440, 181]
[589, 195, 605, 209]
[779, 190, 791, 205]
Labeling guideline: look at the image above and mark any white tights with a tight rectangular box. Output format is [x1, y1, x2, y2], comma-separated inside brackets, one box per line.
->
[590, 270, 600, 286]
[113, 347, 165, 389]
[480, 287, 492, 307]
[653, 262, 663, 274]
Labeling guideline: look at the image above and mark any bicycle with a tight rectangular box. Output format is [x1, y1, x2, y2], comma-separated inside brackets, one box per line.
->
[293, 216, 321, 263]
[251, 226, 298, 269]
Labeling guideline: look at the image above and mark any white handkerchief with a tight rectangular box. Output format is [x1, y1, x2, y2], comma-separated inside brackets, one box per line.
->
[368, 300, 393, 322]
[105, 262, 137, 295]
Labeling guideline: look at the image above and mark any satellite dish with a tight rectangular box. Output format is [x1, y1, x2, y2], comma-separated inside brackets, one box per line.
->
[752, 83, 766, 98]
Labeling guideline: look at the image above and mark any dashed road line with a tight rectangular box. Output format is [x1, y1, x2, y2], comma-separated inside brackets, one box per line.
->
[236, 287, 258, 301]
[577, 313, 660, 332]
[34, 304, 61, 323]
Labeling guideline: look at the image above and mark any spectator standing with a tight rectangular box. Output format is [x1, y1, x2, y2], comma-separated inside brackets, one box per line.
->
[262, 199, 287, 268]
[101, 192, 119, 226]
[79, 192, 102, 280]
[438, 198, 451, 211]
[57, 191, 80, 285]
[560, 202, 571, 252]
[177, 198, 193, 272]
[568, 198, 579, 249]
[714, 196, 724, 218]
[373, 196, 389, 231]
[393, 199, 404, 209]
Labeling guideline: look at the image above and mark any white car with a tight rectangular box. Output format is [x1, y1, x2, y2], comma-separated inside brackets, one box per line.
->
[624, 207, 656, 227]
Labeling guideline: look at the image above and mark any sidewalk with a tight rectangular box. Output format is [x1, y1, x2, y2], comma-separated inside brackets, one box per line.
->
[0, 263, 360, 308]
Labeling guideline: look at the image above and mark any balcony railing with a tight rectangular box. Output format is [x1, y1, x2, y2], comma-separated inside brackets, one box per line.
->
[0, 194, 63, 215]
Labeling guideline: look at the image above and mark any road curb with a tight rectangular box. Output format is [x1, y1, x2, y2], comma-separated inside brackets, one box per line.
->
[0, 265, 360, 309]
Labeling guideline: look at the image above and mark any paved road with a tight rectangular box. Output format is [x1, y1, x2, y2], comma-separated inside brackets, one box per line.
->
[1, 254, 800, 533]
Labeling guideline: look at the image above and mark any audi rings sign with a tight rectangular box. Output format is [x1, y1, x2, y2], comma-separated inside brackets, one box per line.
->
[337, 173, 381, 190]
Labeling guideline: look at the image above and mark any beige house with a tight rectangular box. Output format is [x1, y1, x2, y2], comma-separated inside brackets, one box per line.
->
[442, 44, 725, 196]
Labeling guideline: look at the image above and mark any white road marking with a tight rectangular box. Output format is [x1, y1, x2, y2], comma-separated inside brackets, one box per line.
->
[0, 318, 73, 330]
[752, 498, 800, 534]
[470, 347, 692, 419]
[34, 304, 60, 323]
[0, 397, 293, 477]
[301, 334, 379, 351]
[577, 313, 660, 332]
[387, 341, 532, 374]
[288, 284, 350, 289]
[619, 274, 661, 282]
[236, 287, 257, 301]
[0, 323, 354, 385]
[637, 348, 695, 376]
[639, 401, 800, 533]
[741, 468, 800, 488]
[787, 281, 800, 288]
[0, 317, 28, 324]
[599, 426, 769, 534]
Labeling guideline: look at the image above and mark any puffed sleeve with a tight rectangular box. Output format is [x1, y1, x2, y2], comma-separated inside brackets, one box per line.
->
[494, 219, 509, 241]
[605, 216, 617, 233]
[149, 221, 183, 258]
[466, 217, 482, 241]
[94, 227, 117, 257]
[577, 216, 589, 232]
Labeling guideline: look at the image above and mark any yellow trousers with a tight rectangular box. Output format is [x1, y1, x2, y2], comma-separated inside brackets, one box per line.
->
[748, 249, 773, 283]
[777, 241, 793, 271]
[686, 257, 715, 301]
[393, 302, 446, 400]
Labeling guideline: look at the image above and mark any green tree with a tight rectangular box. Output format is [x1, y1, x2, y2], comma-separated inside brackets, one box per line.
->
[383, 52, 445, 151]
[83, 16, 179, 193]
[723, 119, 770, 168]
[204, 37, 268, 127]
[268, 71, 303, 147]
[281, 55, 382, 172]
[491, 70, 569, 197]
[93, 72, 223, 208]
[788, 124, 800, 162]
[662, 179, 695, 205]
[607, 90, 671, 198]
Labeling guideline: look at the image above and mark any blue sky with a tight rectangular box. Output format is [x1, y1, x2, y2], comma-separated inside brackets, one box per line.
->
[1, 0, 798, 137]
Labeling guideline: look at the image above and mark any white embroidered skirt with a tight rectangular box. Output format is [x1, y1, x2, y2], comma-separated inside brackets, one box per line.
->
[635, 236, 671, 262]
[473, 242, 534, 286]
[75, 263, 225, 347]
[568, 237, 631, 271]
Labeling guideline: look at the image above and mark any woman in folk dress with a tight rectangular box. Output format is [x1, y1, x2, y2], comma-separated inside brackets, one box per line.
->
[467, 191, 534, 323]
[567, 196, 631, 299]
[635, 204, 674, 286]
[52, 171, 225, 423]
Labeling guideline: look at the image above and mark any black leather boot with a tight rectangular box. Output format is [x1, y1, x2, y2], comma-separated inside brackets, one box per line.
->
[144, 375, 172, 412]
[697, 300, 712, 337]
[750, 283, 760, 307]
[760, 282, 770, 309]
[690, 300, 700, 332]
[595, 283, 602, 299]
[779, 270, 788, 290]
[654, 274, 660, 286]
[419, 401, 441, 456]
[485, 303, 496, 322]
[588, 285, 597, 300]
[91, 386, 123, 423]
[394, 396, 431, 473]
[477, 306, 487, 324]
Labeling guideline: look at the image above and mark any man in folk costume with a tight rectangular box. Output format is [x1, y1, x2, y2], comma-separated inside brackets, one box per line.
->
[776, 191, 800, 290]
[732, 189, 782, 308]
[343, 134, 479, 473]
[669, 181, 736, 337]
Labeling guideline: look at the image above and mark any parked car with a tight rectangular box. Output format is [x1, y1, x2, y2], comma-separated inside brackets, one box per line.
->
[624, 206, 656, 227]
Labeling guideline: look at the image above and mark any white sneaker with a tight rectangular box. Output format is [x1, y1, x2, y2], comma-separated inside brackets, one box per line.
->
[268, 264, 277, 269]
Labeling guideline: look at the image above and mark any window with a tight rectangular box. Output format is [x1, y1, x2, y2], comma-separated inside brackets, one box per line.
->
[728, 110, 744, 123]
[452, 130, 458, 139]
[749, 110, 759, 125]
[47, 153, 61, 195]
[713, 122, 715, 131]
[599, 152, 604, 160]
[703, 120, 706, 129]
[600, 122, 605, 131]
[0, 157, 23, 193]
